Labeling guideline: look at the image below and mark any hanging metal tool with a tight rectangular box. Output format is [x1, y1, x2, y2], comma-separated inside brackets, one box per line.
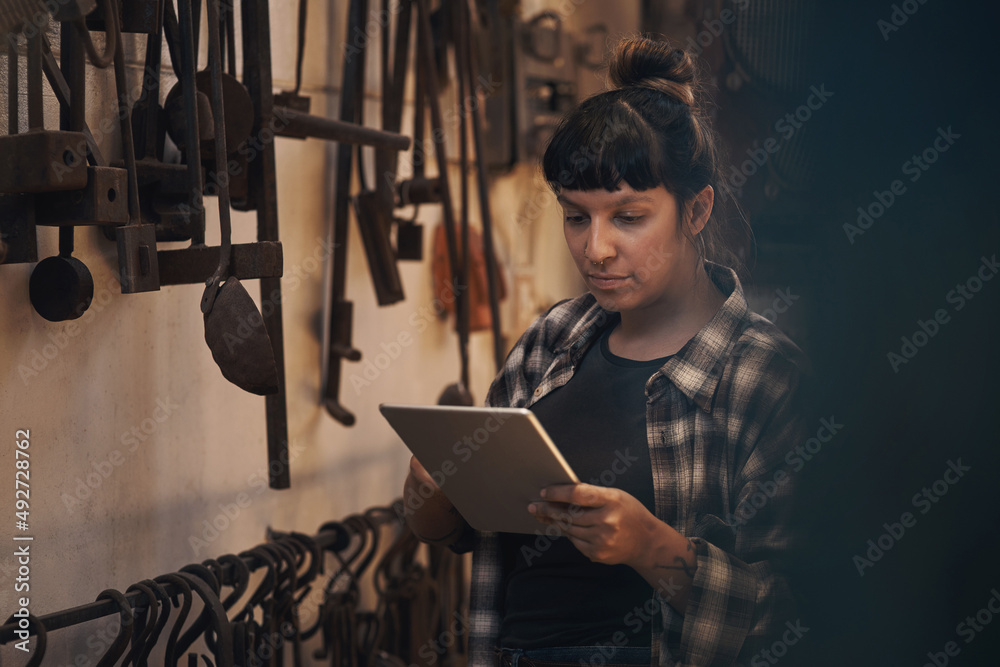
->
[0, 18, 88, 195]
[273, 0, 311, 114]
[0, 36, 38, 265]
[200, 0, 279, 397]
[461, 0, 505, 372]
[352, 0, 413, 306]
[240, 0, 292, 488]
[415, 0, 469, 393]
[105, 0, 161, 294]
[436, 0, 473, 406]
[320, 0, 368, 426]
[25, 26, 95, 321]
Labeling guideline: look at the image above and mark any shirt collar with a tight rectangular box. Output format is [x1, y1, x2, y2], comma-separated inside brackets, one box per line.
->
[554, 261, 749, 413]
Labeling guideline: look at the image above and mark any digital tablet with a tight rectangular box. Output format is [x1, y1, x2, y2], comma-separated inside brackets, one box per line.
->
[379, 403, 580, 534]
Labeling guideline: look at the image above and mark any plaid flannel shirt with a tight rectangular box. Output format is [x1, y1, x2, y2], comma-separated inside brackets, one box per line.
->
[455, 261, 811, 667]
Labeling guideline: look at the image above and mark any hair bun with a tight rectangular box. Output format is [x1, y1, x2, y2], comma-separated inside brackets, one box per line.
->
[608, 36, 697, 106]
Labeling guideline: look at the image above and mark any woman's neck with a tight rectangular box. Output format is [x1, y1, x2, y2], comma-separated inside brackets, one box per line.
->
[609, 265, 728, 361]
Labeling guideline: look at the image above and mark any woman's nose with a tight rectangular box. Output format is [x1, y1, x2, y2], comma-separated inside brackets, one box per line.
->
[586, 220, 615, 264]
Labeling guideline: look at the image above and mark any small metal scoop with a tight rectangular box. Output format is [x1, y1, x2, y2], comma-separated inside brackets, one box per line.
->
[199, 0, 278, 396]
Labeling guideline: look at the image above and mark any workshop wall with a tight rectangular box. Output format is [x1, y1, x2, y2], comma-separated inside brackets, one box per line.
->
[0, 0, 640, 660]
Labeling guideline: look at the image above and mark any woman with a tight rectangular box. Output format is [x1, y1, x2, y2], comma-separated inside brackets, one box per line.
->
[404, 36, 811, 667]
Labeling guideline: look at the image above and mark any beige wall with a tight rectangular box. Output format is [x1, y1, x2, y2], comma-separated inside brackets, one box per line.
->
[0, 0, 638, 660]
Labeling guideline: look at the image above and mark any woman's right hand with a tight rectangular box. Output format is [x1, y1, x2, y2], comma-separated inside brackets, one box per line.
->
[407, 455, 441, 492]
[402, 455, 467, 546]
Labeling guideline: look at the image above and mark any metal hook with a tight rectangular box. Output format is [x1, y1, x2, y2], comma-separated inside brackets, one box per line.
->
[173, 571, 234, 667]
[123, 582, 158, 667]
[135, 579, 173, 667]
[2, 612, 47, 666]
[94, 589, 134, 667]
[154, 573, 193, 666]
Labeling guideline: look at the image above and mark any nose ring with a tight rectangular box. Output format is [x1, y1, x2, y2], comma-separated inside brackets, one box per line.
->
[584, 247, 604, 267]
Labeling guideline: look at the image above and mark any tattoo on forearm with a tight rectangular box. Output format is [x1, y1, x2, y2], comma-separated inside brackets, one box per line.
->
[655, 540, 696, 578]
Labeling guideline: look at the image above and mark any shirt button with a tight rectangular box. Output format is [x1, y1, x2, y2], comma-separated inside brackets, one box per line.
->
[533, 387, 543, 396]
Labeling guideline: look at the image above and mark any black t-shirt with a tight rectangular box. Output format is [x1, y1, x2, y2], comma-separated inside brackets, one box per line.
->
[497, 325, 669, 649]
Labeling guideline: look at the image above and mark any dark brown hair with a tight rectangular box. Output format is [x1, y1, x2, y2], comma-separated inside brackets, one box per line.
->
[542, 35, 747, 274]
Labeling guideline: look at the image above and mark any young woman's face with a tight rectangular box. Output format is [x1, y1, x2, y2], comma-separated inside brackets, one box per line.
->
[559, 183, 698, 314]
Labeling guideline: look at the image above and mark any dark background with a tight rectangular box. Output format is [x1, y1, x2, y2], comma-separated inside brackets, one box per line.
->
[769, 2, 1000, 664]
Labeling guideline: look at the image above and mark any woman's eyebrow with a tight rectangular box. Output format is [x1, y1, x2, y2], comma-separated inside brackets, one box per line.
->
[556, 193, 656, 207]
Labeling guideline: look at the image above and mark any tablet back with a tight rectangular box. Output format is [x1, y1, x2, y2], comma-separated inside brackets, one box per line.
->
[380, 404, 580, 534]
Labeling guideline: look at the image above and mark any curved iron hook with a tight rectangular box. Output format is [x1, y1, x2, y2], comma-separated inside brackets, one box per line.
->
[173, 571, 234, 666]
[154, 572, 193, 666]
[216, 553, 251, 609]
[180, 562, 221, 594]
[237, 546, 278, 622]
[95, 588, 134, 667]
[3, 612, 47, 666]
[123, 581, 158, 667]
[135, 578, 172, 667]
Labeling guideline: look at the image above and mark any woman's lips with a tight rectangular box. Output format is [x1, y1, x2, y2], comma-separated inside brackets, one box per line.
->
[587, 273, 629, 289]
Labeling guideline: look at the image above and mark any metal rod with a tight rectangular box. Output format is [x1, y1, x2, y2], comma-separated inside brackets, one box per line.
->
[110, 0, 141, 224]
[242, 0, 291, 488]
[179, 0, 205, 245]
[275, 105, 411, 151]
[462, 0, 504, 372]
[40, 34, 106, 165]
[7, 36, 17, 134]
[27, 27, 43, 130]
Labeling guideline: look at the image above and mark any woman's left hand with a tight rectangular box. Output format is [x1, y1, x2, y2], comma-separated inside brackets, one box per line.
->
[528, 483, 659, 568]
[531, 483, 697, 613]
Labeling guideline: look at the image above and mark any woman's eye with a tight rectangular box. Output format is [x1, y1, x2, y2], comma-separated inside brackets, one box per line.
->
[617, 215, 642, 224]
[564, 214, 587, 225]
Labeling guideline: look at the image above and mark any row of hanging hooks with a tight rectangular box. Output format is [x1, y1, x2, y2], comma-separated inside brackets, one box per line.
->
[0, 500, 466, 667]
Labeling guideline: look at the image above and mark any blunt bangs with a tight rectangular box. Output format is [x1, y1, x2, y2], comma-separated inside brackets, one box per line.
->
[542, 93, 667, 194]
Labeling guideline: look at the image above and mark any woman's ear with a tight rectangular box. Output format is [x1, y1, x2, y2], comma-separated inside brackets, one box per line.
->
[687, 185, 715, 236]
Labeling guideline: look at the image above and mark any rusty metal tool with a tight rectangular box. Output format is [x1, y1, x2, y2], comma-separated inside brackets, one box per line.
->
[461, 0, 504, 371]
[26, 27, 94, 321]
[0, 19, 88, 195]
[241, 0, 291, 487]
[0, 36, 38, 265]
[415, 0, 467, 394]
[321, 0, 368, 426]
[351, 11, 405, 308]
[200, 0, 279, 397]
[31, 31, 127, 228]
[272, 0, 311, 115]
[101, 0, 160, 294]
